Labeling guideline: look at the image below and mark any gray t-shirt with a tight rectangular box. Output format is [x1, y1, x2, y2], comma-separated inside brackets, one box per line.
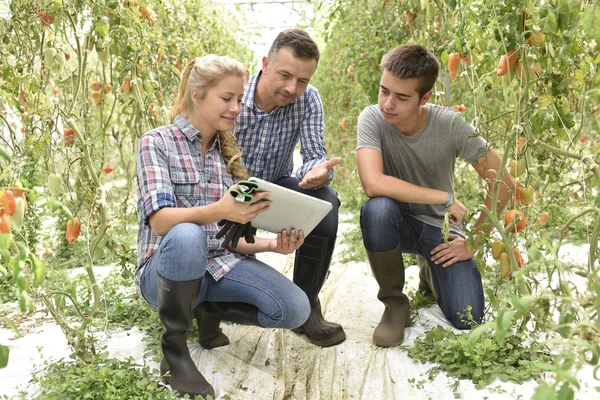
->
[357, 104, 488, 230]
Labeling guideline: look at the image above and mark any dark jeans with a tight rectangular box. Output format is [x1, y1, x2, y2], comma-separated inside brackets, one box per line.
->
[273, 176, 340, 240]
[360, 197, 484, 329]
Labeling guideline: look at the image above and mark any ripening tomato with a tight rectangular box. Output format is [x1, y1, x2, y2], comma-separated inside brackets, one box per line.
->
[497, 48, 518, 76]
[120, 76, 132, 94]
[103, 164, 114, 174]
[341, 118, 348, 130]
[505, 209, 526, 232]
[1, 190, 17, 216]
[64, 128, 75, 146]
[0, 214, 11, 234]
[491, 240, 506, 260]
[519, 186, 534, 206]
[513, 248, 524, 267]
[39, 11, 53, 25]
[538, 211, 549, 226]
[447, 52, 461, 80]
[500, 252, 510, 279]
[91, 81, 103, 91]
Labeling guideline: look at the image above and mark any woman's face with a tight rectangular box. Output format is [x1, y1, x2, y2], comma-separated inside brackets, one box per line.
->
[194, 75, 245, 134]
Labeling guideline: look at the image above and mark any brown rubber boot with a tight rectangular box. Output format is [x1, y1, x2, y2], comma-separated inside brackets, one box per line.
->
[417, 255, 438, 299]
[292, 236, 346, 347]
[366, 245, 410, 347]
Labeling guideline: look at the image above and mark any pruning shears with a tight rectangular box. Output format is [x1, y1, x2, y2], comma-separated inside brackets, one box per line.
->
[229, 180, 260, 203]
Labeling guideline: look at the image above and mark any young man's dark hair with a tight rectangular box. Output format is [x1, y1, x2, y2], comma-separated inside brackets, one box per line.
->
[268, 28, 320, 64]
[380, 44, 439, 98]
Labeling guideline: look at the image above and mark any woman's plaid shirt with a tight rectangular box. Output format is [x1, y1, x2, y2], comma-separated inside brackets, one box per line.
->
[135, 116, 244, 288]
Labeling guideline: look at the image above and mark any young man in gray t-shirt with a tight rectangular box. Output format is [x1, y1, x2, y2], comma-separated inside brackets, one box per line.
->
[356, 44, 514, 347]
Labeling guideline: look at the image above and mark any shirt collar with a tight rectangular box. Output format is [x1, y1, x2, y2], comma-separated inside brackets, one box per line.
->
[242, 73, 260, 110]
[173, 115, 221, 149]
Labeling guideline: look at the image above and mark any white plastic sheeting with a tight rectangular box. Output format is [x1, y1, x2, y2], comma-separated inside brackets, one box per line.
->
[1, 229, 599, 399]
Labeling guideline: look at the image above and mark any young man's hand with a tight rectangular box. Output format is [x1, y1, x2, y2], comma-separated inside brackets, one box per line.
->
[445, 198, 466, 225]
[299, 157, 343, 189]
[430, 234, 477, 268]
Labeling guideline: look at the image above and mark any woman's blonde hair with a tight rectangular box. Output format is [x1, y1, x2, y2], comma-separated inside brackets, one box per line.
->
[171, 55, 250, 179]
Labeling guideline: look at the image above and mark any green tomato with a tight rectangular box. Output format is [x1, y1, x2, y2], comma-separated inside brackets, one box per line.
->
[426, 2, 436, 21]
[44, 47, 57, 68]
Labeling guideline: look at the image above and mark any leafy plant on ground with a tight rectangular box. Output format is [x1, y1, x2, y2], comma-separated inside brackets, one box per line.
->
[19, 357, 184, 400]
[407, 325, 551, 389]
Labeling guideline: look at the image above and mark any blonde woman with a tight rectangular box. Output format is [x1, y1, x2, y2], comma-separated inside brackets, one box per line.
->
[136, 55, 310, 398]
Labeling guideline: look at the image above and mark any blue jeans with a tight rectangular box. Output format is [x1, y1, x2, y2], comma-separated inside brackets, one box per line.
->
[139, 223, 310, 329]
[360, 197, 484, 329]
[274, 177, 339, 239]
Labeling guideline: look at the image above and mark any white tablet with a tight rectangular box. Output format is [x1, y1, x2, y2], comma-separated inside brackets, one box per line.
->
[247, 177, 333, 237]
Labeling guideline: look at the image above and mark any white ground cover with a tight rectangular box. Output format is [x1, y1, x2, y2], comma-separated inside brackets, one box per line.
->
[0, 220, 598, 399]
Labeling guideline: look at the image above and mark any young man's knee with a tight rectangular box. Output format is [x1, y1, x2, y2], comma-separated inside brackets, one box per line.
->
[360, 197, 397, 222]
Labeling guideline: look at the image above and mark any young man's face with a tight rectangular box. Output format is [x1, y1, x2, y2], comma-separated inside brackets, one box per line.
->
[261, 47, 317, 108]
[378, 69, 430, 127]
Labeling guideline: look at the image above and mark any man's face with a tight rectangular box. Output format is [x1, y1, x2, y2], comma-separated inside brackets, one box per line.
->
[378, 69, 430, 127]
[261, 47, 318, 107]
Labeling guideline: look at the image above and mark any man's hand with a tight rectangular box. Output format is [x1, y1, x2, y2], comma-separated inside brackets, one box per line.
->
[268, 229, 305, 255]
[445, 198, 467, 226]
[298, 157, 343, 189]
[430, 234, 477, 268]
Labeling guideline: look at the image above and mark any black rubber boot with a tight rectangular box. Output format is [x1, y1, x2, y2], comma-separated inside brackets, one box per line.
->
[366, 246, 410, 347]
[157, 275, 215, 398]
[194, 302, 260, 349]
[292, 236, 346, 347]
[194, 302, 230, 350]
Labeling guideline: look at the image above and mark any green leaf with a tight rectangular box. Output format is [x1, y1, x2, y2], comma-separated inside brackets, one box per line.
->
[467, 324, 489, 347]
[0, 146, 11, 162]
[533, 382, 556, 400]
[0, 345, 8, 368]
[512, 295, 536, 316]
[498, 308, 515, 331]
[557, 383, 575, 400]
[582, 2, 600, 44]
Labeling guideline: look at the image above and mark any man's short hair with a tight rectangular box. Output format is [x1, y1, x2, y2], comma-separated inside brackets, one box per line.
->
[380, 44, 439, 98]
[268, 28, 320, 64]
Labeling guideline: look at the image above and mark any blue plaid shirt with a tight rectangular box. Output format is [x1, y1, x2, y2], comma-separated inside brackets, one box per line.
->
[235, 73, 334, 185]
[135, 116, 245, 286]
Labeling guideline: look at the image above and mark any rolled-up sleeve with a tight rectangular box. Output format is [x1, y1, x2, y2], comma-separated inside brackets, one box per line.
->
[295, 89, 333, 185]
[137, 132, 176, 225]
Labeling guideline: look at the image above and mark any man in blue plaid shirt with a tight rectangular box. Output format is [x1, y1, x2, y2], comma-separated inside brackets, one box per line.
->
[235, 29, 345, 347]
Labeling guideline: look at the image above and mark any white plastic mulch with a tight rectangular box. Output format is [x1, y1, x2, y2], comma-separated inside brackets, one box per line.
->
[0, 222, 599, 399]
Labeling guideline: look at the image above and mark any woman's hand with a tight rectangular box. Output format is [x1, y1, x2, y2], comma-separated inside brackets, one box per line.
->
[268, 229, 305, 255]
[216, 185, 271, 223]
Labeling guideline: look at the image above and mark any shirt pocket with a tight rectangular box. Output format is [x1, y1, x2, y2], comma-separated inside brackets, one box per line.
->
[169, 166, 202, 208]
[220, 173, 237, 191]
